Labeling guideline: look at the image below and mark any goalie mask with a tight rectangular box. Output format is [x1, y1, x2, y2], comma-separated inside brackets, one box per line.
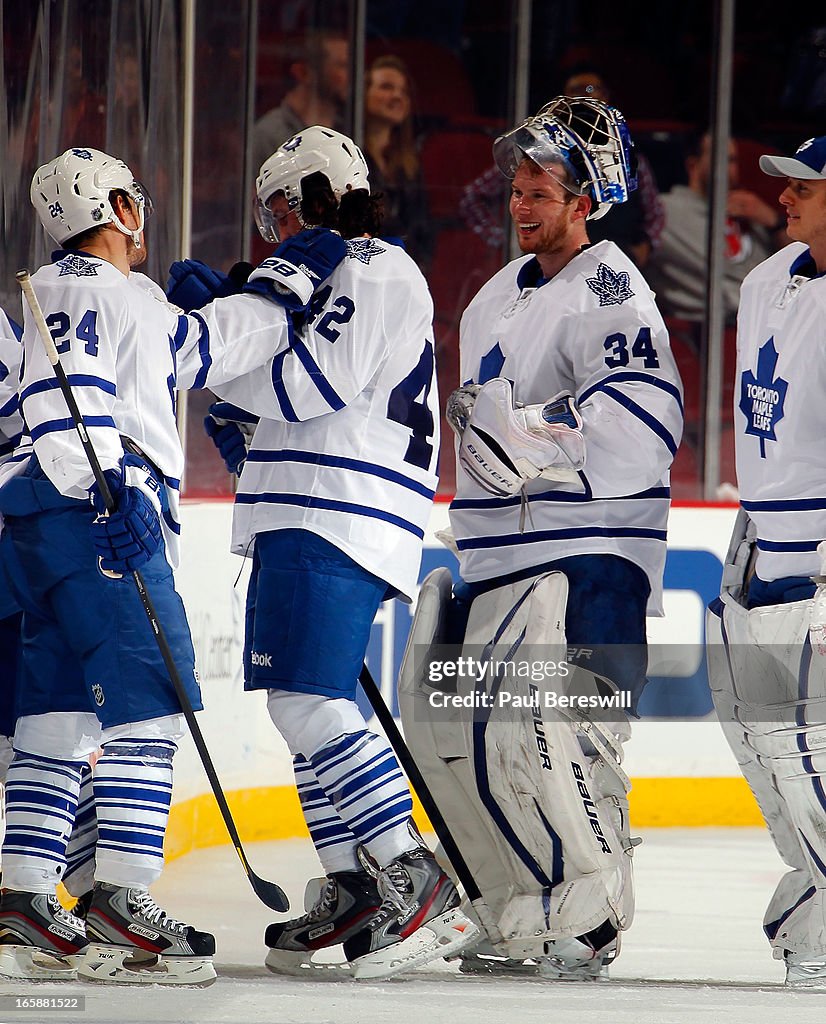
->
[255, 125, 370, 242]
[493, 96, 637, 221]
[31, 148, 152, 246]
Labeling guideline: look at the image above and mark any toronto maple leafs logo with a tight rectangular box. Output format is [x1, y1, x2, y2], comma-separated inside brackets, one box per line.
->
[71, 148, 93, 160]
[478, 342, 505, 383]
[346, 238, 385, 264]
[57, 255, 100, 277]
[739, 337, 787, 458]
[586, 263, 635, 306]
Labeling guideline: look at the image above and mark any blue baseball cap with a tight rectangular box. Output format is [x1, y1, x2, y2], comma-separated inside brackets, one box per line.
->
[760, 136, 826, 179]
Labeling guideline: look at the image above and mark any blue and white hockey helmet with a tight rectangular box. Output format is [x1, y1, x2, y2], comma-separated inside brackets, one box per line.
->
[30, 147, 152, 246]
[255, 125, 370, 242]
[493, 96, 637, 221]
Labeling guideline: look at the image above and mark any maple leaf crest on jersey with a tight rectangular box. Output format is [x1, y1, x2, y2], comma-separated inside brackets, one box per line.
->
[57, 254, 101, 277]
[346, 239, 385, 264]
[585, 263, 634, 306]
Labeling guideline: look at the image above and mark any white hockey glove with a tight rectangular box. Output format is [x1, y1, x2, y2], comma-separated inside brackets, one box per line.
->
[810, 540, 826, 656]
[447, 377, 585, 497]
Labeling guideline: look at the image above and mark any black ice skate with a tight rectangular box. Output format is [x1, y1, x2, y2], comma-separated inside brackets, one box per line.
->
[538, 920, 619, 981]
[264, 869, 381, 977]
[0, 890, 88, 980]
[343, 847, 480, 980]
[78, 882, 216, 986]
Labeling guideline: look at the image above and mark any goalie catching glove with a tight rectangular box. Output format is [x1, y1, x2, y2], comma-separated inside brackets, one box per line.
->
[244, 227, 347, 311]
[447, 377, 585, 497]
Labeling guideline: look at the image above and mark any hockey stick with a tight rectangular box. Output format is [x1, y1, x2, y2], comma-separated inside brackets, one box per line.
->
[17, 269, 289, 914]
[358, 663, 502, 944]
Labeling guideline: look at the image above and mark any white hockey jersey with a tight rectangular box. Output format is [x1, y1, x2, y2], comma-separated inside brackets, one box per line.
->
[450, 240, 684, 614]
[208, 237, 440, 602]
[735, 242, 826, 582]
[1, 252, 285, 565]
[0, 310, 23, 465]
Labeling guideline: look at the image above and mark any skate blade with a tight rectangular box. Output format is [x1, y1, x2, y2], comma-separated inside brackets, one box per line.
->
[352, 908, 480, 981]
[77, 944, 216, 986]
[538, 957, 610, 982]
[265, 947, 351, 980]
[458, 952, 540, 976]
[0, 944, 83, 981]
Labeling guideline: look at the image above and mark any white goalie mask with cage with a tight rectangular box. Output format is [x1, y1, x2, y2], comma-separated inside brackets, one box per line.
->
[493, 95, 637, 220]
[30, 147, 152, 246]
[255, 125, 370, 242]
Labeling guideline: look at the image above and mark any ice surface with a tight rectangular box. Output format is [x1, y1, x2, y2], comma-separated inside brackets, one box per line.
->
[3, 830, 823, 1024]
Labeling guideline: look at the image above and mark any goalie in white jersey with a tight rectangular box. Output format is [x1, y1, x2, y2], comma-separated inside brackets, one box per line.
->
[398, 97, 683, 980]
[708, 134, 826, 987]
[0, 147, 304, 985]
[189, 125, 478, 979]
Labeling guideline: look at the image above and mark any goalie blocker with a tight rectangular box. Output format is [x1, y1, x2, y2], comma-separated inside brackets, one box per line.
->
[397, 567, 637, 963]
[447, 377, 585, 498]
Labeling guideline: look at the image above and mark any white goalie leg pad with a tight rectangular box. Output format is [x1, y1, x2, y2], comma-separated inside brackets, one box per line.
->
[707, 508, 809, 873]
[764, 868, 817, 953]
[707, 602, 808, 872]
[398, 570, 635, 958]
[714, 573, 826, 954]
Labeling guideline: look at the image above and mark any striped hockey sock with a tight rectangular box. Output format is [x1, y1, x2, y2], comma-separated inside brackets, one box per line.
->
[308, 730, 416, 868]
[63, 762, 98, 898]
[2, 752, 85, 892]
[294, 755, 360, 873]
[93, 738, 175, 888]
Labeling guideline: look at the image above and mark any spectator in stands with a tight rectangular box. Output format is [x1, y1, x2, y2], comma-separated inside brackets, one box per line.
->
[363, 55, 432, 269]
[646, 130, 788, 325]
[459, 65, 663, 267]
[252, 30, 349, 174]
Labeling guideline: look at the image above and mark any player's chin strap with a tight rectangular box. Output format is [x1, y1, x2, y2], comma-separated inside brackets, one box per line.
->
[447, 378, 586, 520]
[113, 195, 147, 249]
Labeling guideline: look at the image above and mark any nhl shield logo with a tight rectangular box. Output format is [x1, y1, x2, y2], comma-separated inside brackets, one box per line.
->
[91, 683, 105, 707]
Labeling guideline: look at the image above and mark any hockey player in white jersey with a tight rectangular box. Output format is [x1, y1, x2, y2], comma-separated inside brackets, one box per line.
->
[0, 308, 24, 774]
[189, 125, 479, 979]
[398, 97, 683, 979]
[0, 147, 323, 984]
[707, 134, 826, 987]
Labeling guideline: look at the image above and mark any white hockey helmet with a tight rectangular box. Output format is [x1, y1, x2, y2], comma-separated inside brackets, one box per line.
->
[30, 147, 152, 246]
[255, 125, 370, 242]
[493, 96, 637, 220]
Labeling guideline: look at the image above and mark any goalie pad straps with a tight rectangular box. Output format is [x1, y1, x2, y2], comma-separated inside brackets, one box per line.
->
[448, 378, 585, 497]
